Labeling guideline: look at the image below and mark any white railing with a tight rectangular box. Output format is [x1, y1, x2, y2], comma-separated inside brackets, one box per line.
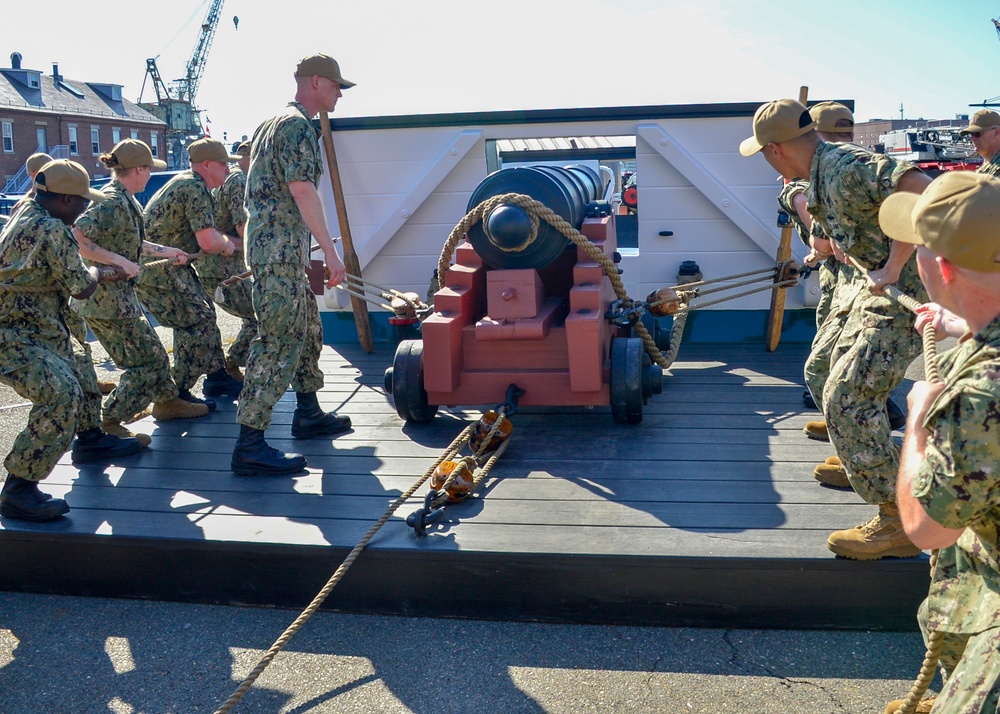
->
[3, 145, 71, 194]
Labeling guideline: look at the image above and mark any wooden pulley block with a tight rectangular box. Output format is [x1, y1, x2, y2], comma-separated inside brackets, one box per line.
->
[645, 287, 679, 317]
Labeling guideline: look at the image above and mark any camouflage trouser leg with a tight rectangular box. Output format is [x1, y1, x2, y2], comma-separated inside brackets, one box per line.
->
[0, 345, 83, 482]
[136, 283, 226, 391]
[933, 627, 1000, 713]
[822, 294, 921, 506]
[237, 265, 324, 431]
[201, 273, 259, 367]
[917, 598, 970, 686]
[66, 309, 102, 432]
[804, 267, 861, 413]
[85, 315, 178, 422]
[814, 260, 838, 330]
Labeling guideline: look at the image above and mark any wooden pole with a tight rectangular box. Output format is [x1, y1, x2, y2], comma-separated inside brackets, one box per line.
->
[765, 85, 809, 352]
[319, 111, 375, 353]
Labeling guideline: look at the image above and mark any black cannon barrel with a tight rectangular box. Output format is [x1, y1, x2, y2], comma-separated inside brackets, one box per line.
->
[466, 164, 603, 269]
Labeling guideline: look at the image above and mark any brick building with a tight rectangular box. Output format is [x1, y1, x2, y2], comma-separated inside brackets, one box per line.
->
[0, 52, 167, 193]
[854, 115, 970, 152]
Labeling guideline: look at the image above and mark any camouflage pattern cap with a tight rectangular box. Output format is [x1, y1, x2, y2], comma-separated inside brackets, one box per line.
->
[34, 159, 105, 202]
[294, 53, 355, 89]
[809, 101, 854, 134]
[961, 109, 1000, 134]
[25, 152, 53, 175]
[740, 99, 816, 156]
[879, 171, 1000, 273]
[188, 138, 240, 163]
[111, 139, 167, 170]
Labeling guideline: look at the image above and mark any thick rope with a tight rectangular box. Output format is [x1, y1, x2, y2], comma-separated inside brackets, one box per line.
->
[214, 425, 475, 714]
[850, 261, 942, 714]
[143, 251, 206, 269]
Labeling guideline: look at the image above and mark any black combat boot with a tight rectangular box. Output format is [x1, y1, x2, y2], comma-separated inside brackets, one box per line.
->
[202, 368, 244, 398]
[231, 424, 307, 476]
[71, 428, 143, 464]
[291, 392, 352, 439]
[178, 388, 216, 412]
[0, 475, 70, 522]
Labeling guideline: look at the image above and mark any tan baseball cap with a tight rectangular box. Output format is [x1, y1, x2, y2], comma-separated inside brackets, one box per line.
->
[25, 152, 53, 175]
[960, 109, 1000, 134]
[740, 99, 816, 157]
[294, 53, 355, 89]
[111, 139, 167, 170]
[188, 138, 240, 164]
[878, 171, 1000, 273]
[34, 160, 106, 202]
[236, 141, 251, 157]
[809, 101, 854, 134]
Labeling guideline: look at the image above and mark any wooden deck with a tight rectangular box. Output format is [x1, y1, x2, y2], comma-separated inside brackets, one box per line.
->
[0, 341, 930, 630]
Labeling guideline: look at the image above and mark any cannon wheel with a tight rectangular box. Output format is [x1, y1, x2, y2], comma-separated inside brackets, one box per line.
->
[610, 337, 645, 425]
[389, 339, 437, 423]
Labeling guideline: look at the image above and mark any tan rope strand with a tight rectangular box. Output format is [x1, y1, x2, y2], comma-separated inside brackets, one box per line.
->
[848, 261, 943, 714]
[214, 425, 475, 714]
[143, 251, 207, 269]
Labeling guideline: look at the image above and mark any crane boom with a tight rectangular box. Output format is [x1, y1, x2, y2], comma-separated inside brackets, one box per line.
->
[172, 0, 225, 104]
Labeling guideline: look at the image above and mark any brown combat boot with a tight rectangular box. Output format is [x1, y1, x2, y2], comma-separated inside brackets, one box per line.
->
[98, 380, 117, 395]
[102, 420, 151, 448]
[813, 457, 851, 488]
[827, 503, 923, 560]
[803, 420, 829, 441]
[225, 359, 244, 383]
[152, 397, 210, 421]
[883, 696, 936, 714]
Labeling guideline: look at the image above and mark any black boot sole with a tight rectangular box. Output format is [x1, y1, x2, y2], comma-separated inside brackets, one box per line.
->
[71, 441, 143, 464]
[0, 501, 70, 522]
[231, 459, 307, 476]
[291, 424, 352, 439]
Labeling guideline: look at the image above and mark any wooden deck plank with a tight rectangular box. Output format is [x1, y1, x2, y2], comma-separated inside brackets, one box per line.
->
[0, 341, 930, 629]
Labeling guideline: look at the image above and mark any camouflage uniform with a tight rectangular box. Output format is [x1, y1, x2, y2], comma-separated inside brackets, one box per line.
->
[196, 165, 257, 367]
[237, 102, 326, 431]
[136, 171, 226, 391]
[976, 153, 1000, 177]
[807, 141, 926, 506]
[912, 316, 1000, 713]
[74, 179, 178, 421]
[0, 200, 99, 481]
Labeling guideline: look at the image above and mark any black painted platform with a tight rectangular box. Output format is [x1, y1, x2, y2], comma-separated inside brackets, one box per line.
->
[0, 342, 929, 630]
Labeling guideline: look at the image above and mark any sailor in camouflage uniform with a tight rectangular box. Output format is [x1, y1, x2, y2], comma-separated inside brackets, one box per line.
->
[0, 160, 140, 522]
[960, 109, 1000, 177]
[136, 138, 243, 410]
[73, 140, 209, 441]
[741, 99, 932, 560]
[196, 140, 258, 381]
[232, 53, 352, 476]
[879, 172, 1000, 714]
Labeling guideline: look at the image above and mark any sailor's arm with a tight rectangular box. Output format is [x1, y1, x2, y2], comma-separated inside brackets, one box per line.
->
[72, 227, 140, 278]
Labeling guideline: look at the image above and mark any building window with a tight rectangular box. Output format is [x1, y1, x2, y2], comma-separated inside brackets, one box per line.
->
[91, 126, 100, 154]
[150, 132, 159, 157]
[130, 129, 139, 140]
[36, 127, 47, 152]
[2, 121, 12, 153]
[68, 126, 78, 155]
[112, 127, 121, 144]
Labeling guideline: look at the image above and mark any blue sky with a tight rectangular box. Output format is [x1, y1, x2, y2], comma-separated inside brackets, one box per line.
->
[6, 0, 1000, 143]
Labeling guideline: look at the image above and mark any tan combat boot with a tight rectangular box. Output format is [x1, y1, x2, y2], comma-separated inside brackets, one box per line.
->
[101, 420, 151, 448]
[152, 397, 210, 421]
[803, 419, 829, 441]
[883, 696, 936, 714]
[813, 456, 850, 488]
[98, 380, 117, 395]
[827, 502, 923, 560]
[225, 359, 244, 382]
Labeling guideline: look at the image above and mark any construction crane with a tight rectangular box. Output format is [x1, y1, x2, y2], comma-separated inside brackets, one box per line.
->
[139, 0, 225, 168]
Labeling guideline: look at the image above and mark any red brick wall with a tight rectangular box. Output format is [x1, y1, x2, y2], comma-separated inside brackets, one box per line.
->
[0, 109, 167, 186]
